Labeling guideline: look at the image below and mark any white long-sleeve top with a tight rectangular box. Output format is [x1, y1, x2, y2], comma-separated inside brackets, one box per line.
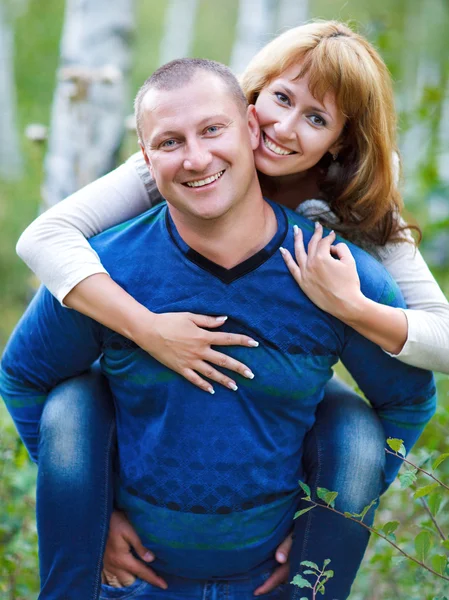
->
[17, 153, 449, 374]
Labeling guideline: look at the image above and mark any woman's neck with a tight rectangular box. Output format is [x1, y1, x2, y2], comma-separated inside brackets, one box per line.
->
[259, 166, 325, 211]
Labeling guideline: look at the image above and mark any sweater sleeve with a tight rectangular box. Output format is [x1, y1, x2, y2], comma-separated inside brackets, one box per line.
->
[16, 153, 162, 305]
[378, 239, 449, 374]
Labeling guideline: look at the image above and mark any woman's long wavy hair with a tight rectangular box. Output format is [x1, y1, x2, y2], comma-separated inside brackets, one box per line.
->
[240, 20, 418, 246]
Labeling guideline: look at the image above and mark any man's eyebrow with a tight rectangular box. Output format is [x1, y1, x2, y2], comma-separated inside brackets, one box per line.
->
[148, 114, 232, 147]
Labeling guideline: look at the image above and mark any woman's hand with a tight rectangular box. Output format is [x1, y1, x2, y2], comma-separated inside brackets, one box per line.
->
[280, 222, 364, 321]
[133, 312, 258, 395]
[64, 274, 258, 394]
[102, 510, 168, 589]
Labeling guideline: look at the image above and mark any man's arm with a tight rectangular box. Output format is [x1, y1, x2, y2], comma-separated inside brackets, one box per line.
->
[0, 286, 103, 462]
[340, 278, 437, 487]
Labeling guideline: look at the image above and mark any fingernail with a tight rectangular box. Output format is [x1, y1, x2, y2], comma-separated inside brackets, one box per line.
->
[315, 221, 319, 229]
[228, 382, 238, 391]
[277, 551, 286, 563]
[293, 225, 299, 235]
[216, 316, 228, 322]
[279, 247, 286, 255]
[330, 230, 335, 235]
[209, 387, 215, 395]
[248, 340, 259, 347]
[244, 370, 255, 379]
[143, 551, 154, 561]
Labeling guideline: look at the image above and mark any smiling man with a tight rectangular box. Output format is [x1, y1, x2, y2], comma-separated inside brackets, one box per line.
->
[0, 59, 436, 600]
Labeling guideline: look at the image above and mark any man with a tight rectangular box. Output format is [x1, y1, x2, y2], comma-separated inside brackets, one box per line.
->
[0, 59, 436, 599]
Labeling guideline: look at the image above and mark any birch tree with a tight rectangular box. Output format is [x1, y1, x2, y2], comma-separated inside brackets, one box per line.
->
[230, 0, 277, 75]
[276, 0, 309, 31]
[41, 0, 134, 211]
[0, 1, 24, 180]
[159, 0, 199, 65]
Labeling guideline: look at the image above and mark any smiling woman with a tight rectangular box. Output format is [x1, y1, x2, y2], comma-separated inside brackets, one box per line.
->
[12, 18, 449, 600]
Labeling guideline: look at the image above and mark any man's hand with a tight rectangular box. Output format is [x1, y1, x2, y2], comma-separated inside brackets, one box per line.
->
[102, 510, 168, 589]
[253, 534, 292, 596]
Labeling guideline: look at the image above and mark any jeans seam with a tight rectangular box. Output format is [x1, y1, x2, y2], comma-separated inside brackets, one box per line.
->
[293, 428, 323, 600]
[91, 418, 117, 600]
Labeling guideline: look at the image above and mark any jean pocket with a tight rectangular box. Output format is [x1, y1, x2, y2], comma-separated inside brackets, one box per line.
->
[100, 578, 150, 599]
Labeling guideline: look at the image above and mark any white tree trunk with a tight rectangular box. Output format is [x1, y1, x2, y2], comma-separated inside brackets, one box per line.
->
[276, 0, 309, 30]
[230, 0, 277, 75]
[159, 0, 199, 65]
[42, 0, 134, 210]
[0, 2, 23, 180]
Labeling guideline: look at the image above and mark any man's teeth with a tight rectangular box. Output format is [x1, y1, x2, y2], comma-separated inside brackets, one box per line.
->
[263, 134, 294, 156]
[185, 170, 224, 188]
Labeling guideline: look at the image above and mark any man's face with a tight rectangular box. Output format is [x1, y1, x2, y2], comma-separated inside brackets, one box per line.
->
[140, 73, 260, 222]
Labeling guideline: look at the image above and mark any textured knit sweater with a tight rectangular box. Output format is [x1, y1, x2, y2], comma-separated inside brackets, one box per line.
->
[1, 200, 436, 579]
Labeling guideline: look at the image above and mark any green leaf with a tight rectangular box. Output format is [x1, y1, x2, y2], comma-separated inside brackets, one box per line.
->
[399, 469, 417, 489]
[358, 498, 377, 522]
[387, 438, 406, 456]
[431, 554, 448, 575]
[294, 506, 315, 519]
[432, 453, 449, 471]
[441, 540, 449, 551]
[414, 482, 439, 499]
[415, 531, 433, 562]
[323, 570, 334, 578]
[323, 558, 331, 568]
[291, 574, 312, 589]
[298, 481, 311, 497]
[428, 492, 443, 517]
[382, 521, 400, 536]
[300, 560, 319, 570]
[317, 487, 338, 508]
[303, 570, 317, 575]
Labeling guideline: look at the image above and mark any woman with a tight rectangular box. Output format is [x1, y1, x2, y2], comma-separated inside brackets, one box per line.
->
[16, 21, 448, 600]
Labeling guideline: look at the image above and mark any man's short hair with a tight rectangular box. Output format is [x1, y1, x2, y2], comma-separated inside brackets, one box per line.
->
[134, 58, 248, 144]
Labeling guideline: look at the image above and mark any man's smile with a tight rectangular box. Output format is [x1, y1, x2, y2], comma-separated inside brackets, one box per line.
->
[182, 169, 225, 188]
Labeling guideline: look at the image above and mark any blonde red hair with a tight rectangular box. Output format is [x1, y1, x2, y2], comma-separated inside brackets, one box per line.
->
[240, 21, 416, 245]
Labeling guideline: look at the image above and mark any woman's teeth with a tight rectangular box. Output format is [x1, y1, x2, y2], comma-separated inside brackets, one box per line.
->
[263, 133, 294, 156]
[185, 170, 225, 188]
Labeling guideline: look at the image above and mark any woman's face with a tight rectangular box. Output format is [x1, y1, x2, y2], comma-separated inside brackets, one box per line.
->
[254, 64, 346, 179]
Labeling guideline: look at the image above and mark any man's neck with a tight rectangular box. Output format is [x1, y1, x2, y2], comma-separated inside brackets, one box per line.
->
[168, 184, 278, 270]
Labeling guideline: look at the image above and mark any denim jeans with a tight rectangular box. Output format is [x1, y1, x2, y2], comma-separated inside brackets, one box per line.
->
[36, 370, 385, 600]
[100, 571, 286, 599]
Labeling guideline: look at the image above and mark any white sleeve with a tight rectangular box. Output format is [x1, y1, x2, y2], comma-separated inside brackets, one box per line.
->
[378, 239, 449, 373]
[16, 153, 162, 305]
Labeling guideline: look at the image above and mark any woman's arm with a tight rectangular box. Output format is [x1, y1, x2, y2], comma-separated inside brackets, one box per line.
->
[281, 223, 449, 374]
[17, 153, 258, 391]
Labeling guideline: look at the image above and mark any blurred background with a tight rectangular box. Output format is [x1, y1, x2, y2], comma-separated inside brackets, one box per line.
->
[1, 0, 449, 598]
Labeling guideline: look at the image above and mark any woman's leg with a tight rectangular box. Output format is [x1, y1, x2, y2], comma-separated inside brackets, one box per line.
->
[37, 365, 116, 600]
[288, 376, 386, 600]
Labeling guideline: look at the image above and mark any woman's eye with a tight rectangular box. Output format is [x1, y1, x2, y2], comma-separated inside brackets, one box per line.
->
[274, 91, 290, 105]
[308, 114, 326, 127]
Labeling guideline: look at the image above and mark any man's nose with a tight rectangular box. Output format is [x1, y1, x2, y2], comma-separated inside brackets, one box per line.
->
[182, 140, 213, 172]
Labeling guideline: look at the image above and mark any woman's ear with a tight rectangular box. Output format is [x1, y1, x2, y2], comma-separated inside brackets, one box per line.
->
[247, 104, 260, 150]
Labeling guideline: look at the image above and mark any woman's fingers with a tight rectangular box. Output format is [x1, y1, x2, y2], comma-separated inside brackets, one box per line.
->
[280, 247, 302, 286]
[292, 225, 307, 270]
[102, 568, 136, 588]
[331, 242, 356, 264]
[207, 330, 259, 348]
[182, 368, 216, 395]
[307, 221, 324, 258]
[206, 350, 255, 380]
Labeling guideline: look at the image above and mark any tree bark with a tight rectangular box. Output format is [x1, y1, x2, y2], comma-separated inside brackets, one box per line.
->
[41, 0, 134, 210]
[159, 0, 199, 65]
[0, 2, 23, 180]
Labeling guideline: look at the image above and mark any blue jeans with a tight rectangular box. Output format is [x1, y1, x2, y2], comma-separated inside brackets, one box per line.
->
[36, 370, 385, 600]
[100, 571, 286, 599]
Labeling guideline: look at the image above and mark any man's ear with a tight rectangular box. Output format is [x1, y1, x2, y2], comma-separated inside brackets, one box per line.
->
[140, 143, 154, 178]
[246, 104, 260, 151]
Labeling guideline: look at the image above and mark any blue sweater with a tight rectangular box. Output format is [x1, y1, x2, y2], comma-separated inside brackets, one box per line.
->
[0, 200, 436, 579]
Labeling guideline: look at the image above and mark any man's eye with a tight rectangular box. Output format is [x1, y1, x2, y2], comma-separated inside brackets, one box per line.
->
[309, 114, 326, 127]
[160, 139, 178, 149]
[274, 92, 290, 105]
[205, 125, 221, 135]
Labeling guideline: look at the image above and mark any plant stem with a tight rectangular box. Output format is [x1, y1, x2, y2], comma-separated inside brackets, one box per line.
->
[309, 500, 449, 582]
[420, 497, 446, 541]
[385, 449, 449, 491]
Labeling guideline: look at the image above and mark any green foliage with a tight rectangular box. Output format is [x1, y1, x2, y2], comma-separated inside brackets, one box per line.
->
[291, 559, 334, 598]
